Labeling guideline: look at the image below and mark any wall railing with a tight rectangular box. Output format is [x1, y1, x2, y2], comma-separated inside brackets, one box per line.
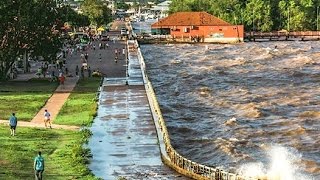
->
[129, 40, 256, 180]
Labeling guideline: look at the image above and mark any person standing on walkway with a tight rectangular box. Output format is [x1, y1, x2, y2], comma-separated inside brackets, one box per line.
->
[122, 48, 126, 57]
[34, 151, 45, 180]
[9, 113, 17, 136]
[59, 74, 65, 86]
[44, 109, 52, 129]
[80, 66, 85, 79]
[75, 65, 79, 77]
[84, 53, 88, 61]
[88, 66, 91, 77]
[114, 48, 118, 56]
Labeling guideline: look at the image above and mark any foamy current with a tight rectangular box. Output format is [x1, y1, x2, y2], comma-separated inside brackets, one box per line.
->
[140, 42, 320, 179]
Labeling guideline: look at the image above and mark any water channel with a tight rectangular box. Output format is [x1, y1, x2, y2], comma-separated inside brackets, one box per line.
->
[140, 41, 320, 179]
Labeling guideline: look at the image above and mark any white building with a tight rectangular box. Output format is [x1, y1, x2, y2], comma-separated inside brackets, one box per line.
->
[150, 0, 171, 19]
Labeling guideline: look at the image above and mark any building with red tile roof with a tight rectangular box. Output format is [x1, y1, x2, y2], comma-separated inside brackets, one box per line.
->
[151, 12, 244, 43]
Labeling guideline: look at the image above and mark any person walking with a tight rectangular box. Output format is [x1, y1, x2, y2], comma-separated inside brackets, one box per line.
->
[80, 66, 85, 79]
[59, 74, 65, 86]
[75, 65, 79, 77]
[99, 53, 102, 62]
[44, 109, 51, 129]
[84, 53, 88, 61]
[122, 48, 126, 56]
[9, 113, 17, 136]
[34, 151, 45, 180]
[88, 66, 91, 77]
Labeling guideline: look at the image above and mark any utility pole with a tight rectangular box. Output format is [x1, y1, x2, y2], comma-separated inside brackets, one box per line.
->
[287, 5, 290, 31]
[252, 8, 255, 32]
[241, 9, 244, 25]
[317, 6, 319, 31]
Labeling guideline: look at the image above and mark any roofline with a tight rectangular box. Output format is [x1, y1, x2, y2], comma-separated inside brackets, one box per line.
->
[151, 11, 231, 27]
[151, 24, 235, 27]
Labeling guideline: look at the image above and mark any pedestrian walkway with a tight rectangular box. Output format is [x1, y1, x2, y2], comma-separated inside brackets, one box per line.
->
[31, 77, 79, 125]
[89, 85, 187, 179]
[88, 25, 189, 179]
[0, 120, 79, 130]
[0, 77, 80, 130]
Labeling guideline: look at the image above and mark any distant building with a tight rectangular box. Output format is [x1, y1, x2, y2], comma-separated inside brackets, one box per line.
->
[151, 11, 244, 43]
[150, 0, 171, 18]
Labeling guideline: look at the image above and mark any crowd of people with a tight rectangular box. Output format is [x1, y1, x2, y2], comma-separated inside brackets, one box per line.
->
[31, 31, 128, 85]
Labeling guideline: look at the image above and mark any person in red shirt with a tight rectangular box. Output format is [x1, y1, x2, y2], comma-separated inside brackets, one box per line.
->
[59, 74, 65, 85]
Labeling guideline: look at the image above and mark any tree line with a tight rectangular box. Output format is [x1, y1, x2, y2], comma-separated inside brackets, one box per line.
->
[168, 0, 320, 32]
[0, 0, 112, 80]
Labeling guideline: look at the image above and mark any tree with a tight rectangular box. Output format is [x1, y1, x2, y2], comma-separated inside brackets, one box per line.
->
[243, 0, 273, 31]
[279, 0, 307, 31]
[96, 5, 112, 27]
[81, 0, 112, 26]
[115, 1, 130, 10]
[168, 0, 193, 14]
[189, 0, 213, 12]
[167, 0, 318, 32]
[27, 0, 63, 62]
[57, 4, 90, 28]
[0, 0, 63, 80]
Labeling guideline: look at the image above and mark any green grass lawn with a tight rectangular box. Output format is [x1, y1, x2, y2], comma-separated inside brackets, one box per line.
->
[54, 77, 101, 126]
[0, 79, 58, 121]
[0, 125, 98, 180]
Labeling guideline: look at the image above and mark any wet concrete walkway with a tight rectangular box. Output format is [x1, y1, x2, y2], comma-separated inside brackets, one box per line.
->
[88, 22, 189, 179]
[89, 85, 186, 179]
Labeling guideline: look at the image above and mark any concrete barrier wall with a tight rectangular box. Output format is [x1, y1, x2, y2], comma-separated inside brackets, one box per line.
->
[131, 40, 255, 180]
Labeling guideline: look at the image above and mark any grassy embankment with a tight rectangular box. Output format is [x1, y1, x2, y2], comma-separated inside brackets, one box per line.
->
[0, 79, 58, 121]
[0, 126, 97, 180]
[0, 77, 102, 179]
[54, 77, 101, 126]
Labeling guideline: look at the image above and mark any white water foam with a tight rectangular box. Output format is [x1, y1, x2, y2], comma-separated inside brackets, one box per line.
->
[238, 145, 313, 180]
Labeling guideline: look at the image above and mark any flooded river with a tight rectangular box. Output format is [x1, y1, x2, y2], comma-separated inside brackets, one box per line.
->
[140, 42, 320, 179]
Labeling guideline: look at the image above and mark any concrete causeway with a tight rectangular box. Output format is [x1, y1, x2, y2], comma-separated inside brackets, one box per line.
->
[88, 21, 189, 179]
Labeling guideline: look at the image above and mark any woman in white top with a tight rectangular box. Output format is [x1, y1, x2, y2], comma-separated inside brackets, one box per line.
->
[44, 109, 52, 129]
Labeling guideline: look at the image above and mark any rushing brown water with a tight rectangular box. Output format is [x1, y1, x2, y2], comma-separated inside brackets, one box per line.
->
[140, 42, 320, 179]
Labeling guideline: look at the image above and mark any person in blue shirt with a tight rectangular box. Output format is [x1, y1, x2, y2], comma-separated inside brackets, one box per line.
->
[9, 113, 17, 136]
[34, 151, 45, 180]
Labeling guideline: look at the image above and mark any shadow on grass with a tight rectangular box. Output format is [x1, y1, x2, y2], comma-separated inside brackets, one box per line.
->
[0, 79, 58, 92]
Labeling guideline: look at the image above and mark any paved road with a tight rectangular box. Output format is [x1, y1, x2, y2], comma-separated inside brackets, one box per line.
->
[64, 39, 126, 78]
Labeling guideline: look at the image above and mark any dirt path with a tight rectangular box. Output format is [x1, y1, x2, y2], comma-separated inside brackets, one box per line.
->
[31, 77, 78, 124]
[0, 120, 79, 130]
[0, 77, 80, 131]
